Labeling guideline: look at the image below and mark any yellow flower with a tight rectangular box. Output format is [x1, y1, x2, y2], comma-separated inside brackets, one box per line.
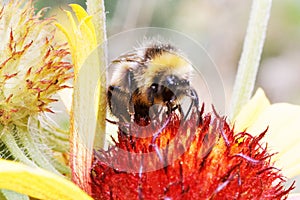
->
[0, 159, 92, 200]
[56, 3, 107, 195]
[234, 88, 300, 178]
[233, 88, 300, 198]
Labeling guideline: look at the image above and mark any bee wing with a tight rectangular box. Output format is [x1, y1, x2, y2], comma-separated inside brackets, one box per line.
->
[110, 49, 148, 89]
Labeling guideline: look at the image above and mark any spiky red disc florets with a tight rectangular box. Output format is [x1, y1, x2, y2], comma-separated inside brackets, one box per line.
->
[91, 107, 294, 199]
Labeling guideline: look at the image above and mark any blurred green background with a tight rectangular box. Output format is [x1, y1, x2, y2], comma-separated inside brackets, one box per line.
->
[34, 0, 300, 192]
[35, 0, 300, 106]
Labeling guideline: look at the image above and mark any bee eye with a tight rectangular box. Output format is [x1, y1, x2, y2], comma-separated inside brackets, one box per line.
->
[151, 83, 158, 92]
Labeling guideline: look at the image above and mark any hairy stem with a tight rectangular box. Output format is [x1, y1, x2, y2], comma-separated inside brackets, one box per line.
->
[230, 0, 272, 120]
[19, 131, 60, 175]
[1, 129, 35, 167]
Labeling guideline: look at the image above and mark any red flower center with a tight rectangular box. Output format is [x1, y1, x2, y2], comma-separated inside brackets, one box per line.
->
[91, 106, 294, 200]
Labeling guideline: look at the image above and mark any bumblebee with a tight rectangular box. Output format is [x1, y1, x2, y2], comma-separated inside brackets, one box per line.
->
[107, 42, 199, 126]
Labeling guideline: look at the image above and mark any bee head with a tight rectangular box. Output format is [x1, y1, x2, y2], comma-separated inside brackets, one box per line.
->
[145, 49, 194, 96]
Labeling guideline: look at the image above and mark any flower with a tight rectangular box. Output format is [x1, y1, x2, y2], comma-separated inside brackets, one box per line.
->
[234, 88, 300, 179]
[56, 3, 107, 195]
[233, 88, 300, 199]
[0, 0, 72, 173]
[0, 1, 98, 199]
[90, 105, 294, 199]
[0, 0, 72, 122]
[1, 1, 297, 199]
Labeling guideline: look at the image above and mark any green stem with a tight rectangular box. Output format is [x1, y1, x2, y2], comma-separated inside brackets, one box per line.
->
[1, 129, 35, 167]
[19, 130, 60, 175]
[230, 0, 272, 120]
[1, 124, 68, 175]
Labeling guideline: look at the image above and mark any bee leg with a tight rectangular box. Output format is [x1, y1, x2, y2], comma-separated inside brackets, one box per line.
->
[125, 71, 136, 136]
[166, 102, 173, 116]
[127, 71, 135, 123]
[170, 103, 183, 118]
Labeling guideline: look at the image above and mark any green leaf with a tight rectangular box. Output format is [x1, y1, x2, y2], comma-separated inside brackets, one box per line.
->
[1, 189, 29, 200]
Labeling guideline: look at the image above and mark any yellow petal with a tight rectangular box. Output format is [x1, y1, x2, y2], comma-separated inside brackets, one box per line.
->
[233, 88, 270, 132]
[69, 4, 96, 39]
[65, 9, 79, 37]
[56, 4, 97, 73]
[55, 10, 79, 71]
[76, 17, 97, 66]
[246, 103, 300, 178]
[78, 16, 97, 48]
[55, 4, 106, 190]
[234, 88, 300, 178]
[0, 159, 93, 200]
[69, 4, 89, 25]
